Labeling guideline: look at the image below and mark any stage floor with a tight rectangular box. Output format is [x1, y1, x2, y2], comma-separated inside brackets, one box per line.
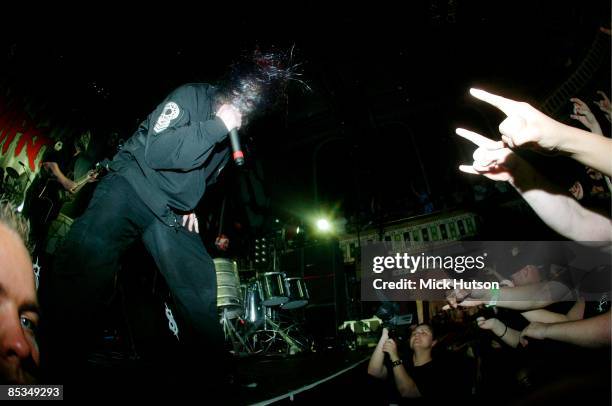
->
[74, 346, 379, 403]
[228, 349, 372, 405]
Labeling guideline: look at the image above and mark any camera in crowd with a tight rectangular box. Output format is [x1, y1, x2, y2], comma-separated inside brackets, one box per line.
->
[376, 302, 413, 340]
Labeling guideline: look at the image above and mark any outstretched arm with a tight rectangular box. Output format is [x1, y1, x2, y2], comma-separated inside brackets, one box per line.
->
[521, 298, 585, 323]
[469, 88, 612, 177]
[477, 317, 521, 348]
[520, 311, 611, 348]
[446, 277, 574, 311]
[456, 128, 612, 241]
[513, 164, 612, 241]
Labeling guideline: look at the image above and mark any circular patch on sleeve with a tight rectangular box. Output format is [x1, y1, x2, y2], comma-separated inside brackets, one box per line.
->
[153, 101, 181, 134]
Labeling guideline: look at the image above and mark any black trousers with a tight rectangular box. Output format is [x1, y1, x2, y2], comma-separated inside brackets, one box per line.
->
[40, 172, 222, 381]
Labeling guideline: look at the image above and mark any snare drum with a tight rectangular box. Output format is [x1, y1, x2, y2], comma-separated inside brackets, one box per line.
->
[257, 272, 288, 306]
[281, 277, 309, 310]
[213, 258, 242, 319]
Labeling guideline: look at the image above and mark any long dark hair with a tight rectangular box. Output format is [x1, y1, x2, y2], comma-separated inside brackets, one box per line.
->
[216, 46, 310, 122]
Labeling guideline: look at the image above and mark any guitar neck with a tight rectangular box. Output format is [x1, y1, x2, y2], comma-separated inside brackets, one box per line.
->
[70, 170, 96, 193]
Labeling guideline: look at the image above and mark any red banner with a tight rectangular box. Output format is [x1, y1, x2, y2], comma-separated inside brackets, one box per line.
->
[0, 98, 52, 204]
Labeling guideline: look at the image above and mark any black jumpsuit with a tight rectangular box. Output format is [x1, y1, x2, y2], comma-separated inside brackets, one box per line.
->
[42, 83, 231, 378]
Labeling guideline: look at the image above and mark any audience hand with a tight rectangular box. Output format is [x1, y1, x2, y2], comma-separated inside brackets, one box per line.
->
[570, 98, 603, 134]
[469, 88, 569, 152]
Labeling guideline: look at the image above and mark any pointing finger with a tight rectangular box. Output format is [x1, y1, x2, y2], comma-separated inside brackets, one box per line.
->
[456, 128, 504, 149]
[470, 88, 517, 116]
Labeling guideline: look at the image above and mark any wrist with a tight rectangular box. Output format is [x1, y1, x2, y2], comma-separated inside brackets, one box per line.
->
[541, 323, 551, 340]
[592, 124, 603, 136]
[476, 288, 492, 302]
[495, 321, 508, 338]
[507, 154, 534, 186]
[552, 122, 573, 151]
[509, 158, 541, 192]
[492, 319, 504, 335]
[555, 123, 586, 156]
[485, 287, 500, 307]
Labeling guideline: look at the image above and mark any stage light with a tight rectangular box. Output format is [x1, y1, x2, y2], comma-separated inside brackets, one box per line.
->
[316, 218, 332, 232]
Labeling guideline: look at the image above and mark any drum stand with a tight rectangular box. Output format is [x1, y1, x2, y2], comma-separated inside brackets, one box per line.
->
[263, 317, 303, 355]
[247, 249, 310, 355]
[220, 309, 254, 355]
[250, 309, 309, 355]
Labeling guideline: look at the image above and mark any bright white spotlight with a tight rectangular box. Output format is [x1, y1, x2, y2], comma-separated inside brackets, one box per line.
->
[316, 218, 331, 232]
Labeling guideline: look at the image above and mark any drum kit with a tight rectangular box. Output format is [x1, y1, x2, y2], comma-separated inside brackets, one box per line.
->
[0, 166, 28, 206]
[213, 258, 312, 356]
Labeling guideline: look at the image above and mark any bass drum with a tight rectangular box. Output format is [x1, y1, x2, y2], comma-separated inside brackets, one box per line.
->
[213, 258, 242, 319]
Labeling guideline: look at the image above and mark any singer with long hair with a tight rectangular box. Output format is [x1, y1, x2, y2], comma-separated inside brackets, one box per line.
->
[39, 48, 305, 385]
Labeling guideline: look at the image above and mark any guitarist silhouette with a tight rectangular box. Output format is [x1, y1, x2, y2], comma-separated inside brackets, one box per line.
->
[23, 131, 100, 255]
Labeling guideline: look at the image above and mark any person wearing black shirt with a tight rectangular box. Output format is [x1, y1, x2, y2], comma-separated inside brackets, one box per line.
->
[23, 132, 96, 257]
[368, 324, 443, 401]
[39, 49, 301, 384]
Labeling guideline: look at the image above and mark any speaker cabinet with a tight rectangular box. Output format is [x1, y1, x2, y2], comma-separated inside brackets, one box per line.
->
[281, 239, 348, 342]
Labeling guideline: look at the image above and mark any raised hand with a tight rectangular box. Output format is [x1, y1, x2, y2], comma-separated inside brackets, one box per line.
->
[444, 279, 489, 309]
[382, 338, 399, 359]
[594, 90, 612, 122]
[469, 88, 569, 152]
[456, 128, 523, 183]
[381, 327, 390, 340]
[570, 97, 602, 134]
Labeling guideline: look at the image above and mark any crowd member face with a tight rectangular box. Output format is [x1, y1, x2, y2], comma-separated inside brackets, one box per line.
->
[409, 324, 436, 351]
[0, 225, 39, 383]
[511, 264, 542, 287]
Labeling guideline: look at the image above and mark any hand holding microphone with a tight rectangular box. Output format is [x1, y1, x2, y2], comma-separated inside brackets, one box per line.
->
[216, 104, 245, 166]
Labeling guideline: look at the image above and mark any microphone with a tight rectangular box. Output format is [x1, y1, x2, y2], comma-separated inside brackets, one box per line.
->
[229, 128, 245, 166]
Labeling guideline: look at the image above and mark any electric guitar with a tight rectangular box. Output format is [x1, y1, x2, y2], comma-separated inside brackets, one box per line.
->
[33, 160, 110, 224]
[61, 160, 110, 201]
